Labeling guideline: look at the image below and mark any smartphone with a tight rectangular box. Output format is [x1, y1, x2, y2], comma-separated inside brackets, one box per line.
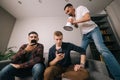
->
[57, 48, 64, 54]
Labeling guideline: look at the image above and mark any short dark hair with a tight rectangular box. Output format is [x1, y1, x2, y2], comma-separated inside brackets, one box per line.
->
[64, 3, 73, 10]
[28, 31, 38, 36]
[54, 31, 63, 36]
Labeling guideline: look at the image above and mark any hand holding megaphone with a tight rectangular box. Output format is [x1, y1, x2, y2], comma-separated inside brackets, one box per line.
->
[63, 16, 74, 31]
[67, 16, 74, 23]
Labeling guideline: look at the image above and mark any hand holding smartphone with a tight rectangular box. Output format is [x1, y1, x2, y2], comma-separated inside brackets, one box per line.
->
[57, 48, 64, 54]
[31, 40, 37, 46]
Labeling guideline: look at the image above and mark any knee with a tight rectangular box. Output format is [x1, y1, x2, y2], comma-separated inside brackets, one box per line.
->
[96, 44, 110, 54]
[81, 69, 89, 77]
[0, 65, 13, 76]
[0, 70, 10, 80]
[32, 63, 45, 73]
[0, 68, 10, 78]
[44, 66, 55, 76]
[76, 69, 89, 80]
[0, 70, 6, 77]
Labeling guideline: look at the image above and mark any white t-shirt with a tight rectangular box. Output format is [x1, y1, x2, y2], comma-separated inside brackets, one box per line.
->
[75, 6, 97, 34]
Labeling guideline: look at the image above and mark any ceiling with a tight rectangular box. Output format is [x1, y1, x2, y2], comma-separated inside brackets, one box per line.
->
[0, 0, 113, 19]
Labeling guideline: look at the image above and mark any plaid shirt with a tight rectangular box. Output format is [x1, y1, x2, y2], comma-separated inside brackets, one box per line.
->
[11, 43, 44, 68]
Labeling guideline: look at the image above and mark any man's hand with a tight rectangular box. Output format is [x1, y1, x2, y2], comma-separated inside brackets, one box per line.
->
[49, 52, 65, 66]
[10, 63, 21, 69]
[67, 17, 78, 28]
[55, 52, 65, 61]
[67, 17, 74, 23]
[74, 64, 85, 72]
[25, 44, 37, 51]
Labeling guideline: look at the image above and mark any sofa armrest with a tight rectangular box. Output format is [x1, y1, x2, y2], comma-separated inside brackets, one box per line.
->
[87, 59, 109, 76]
[70, 52, 109, 76]
[0, 60, 11, 70]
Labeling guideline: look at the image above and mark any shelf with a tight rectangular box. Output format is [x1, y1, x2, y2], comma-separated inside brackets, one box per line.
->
[100, 26, 109, 30]
[90, 14, 120, 63]
[91, 14, 107, 21]
[90, 41, 115, 45]
[102, 34, 112, 36]
[94, 21, 107, 25]
[91, 49, 120, 54]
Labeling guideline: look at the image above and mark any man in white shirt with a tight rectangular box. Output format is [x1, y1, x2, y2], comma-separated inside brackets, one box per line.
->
[64, 3, 120, 80]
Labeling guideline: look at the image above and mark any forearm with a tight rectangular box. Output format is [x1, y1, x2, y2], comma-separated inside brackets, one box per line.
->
[80, 54, 86, 65]
[11, 45, 26, 62]
[11, 50, 26, 63]
[49, 58, 59, 66]
[19, 56, 44, 68]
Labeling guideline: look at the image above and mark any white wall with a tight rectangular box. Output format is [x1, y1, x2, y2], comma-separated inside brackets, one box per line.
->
[105, 0, 120, 45]
[8, 17, 82, 53]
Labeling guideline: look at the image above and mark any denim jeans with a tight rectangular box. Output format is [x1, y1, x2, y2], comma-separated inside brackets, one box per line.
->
[0, 63, 45, 80]
[80, 27, 120, 80]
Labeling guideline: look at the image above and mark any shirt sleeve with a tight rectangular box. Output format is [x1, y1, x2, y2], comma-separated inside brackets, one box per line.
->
[77, 6, 90, 17]
[69, 43, 86, 55]
[81, 6, 90, 16]
[48, 48, 55, 64]
[19, 44, 44, 68]
[11, 44, 27, 63]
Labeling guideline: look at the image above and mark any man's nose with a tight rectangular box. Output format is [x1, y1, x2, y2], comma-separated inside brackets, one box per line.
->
[58, 40, 61, 43]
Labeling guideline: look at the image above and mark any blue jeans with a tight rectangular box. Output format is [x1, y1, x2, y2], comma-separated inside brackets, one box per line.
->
[80, 27, 120, 80]
[0, 63, 45, 80]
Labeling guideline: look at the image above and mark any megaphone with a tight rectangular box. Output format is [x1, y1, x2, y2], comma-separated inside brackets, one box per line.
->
[63, 16, 74, 31]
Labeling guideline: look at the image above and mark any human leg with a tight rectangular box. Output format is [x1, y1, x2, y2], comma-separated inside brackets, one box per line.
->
[0, 64, 17, 80]
[80, 32, 93, 59]
[91, 27, 120, 80]
[32, 63, 45, 80]
[80, 33, 91, 50]
[44, 66, 63, 80]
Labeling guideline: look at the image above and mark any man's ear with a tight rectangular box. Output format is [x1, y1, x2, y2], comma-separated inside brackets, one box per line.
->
[28, 37, 31, 43]
[37, 38, 39, 41]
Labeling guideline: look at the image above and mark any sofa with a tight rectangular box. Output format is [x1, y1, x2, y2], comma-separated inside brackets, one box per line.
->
[0, 52, 113, 80]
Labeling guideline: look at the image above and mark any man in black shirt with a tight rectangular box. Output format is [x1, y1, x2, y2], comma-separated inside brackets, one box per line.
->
[44, 31, 89, 80]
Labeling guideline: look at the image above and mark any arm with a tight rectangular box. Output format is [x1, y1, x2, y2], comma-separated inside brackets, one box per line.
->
[11, 44, 27, 63]
[69, 43, 86, 71]
[49, 53, 64, 66]
[80, 54, 86, 66]
[19, 44, 44, 68]
[48, 48, 64, 66]
[73, 6, 91, 24]
[68, 13, 91, 25]
[73, 13, 91, 24]
[69, 43, 86, 55]
[49, 58, 58, 66]
[75, 50, 86, 69]
[68, 5, 91, 27]
[74, 54, 86, 72]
